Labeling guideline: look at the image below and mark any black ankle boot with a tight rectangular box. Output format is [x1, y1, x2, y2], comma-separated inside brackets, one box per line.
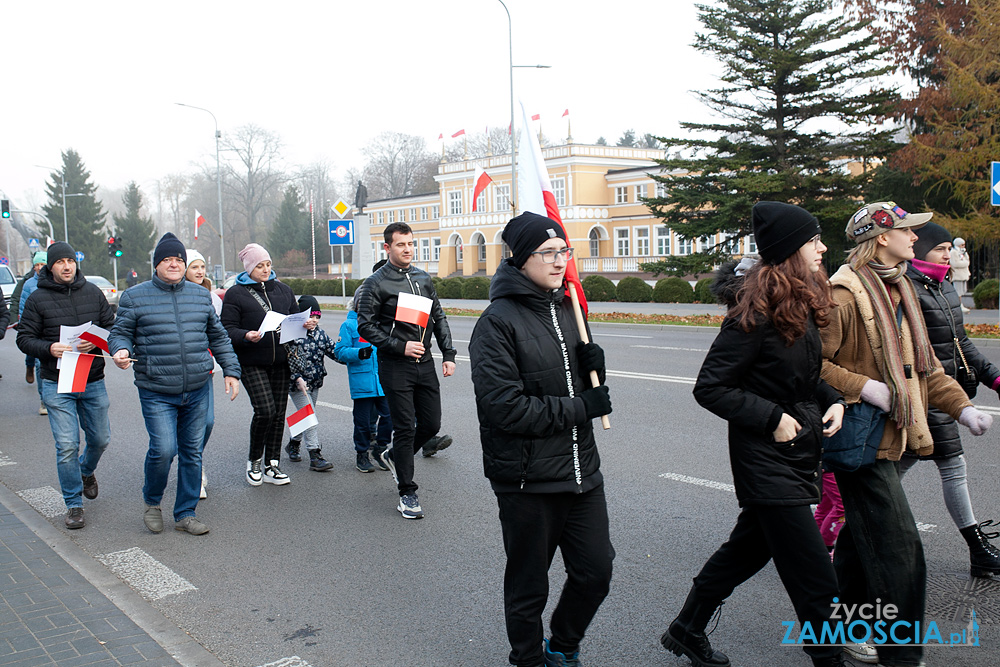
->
[960, 521, 1000, 578]
[660, 590, 730, 667]
[285, 439, 302, 462]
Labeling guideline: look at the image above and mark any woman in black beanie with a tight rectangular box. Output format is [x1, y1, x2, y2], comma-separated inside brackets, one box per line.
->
[662, 201, 850, 667]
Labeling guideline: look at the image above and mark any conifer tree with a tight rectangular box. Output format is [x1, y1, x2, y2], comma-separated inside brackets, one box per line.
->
[41, 149, 109, 276]
[111, 182, 159, 280]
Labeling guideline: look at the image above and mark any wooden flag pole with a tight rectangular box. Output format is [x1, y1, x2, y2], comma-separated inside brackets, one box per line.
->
[567, 286, 610, 430]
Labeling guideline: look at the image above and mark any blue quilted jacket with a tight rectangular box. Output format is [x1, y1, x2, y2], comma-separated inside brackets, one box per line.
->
[334, 311, 385, 399]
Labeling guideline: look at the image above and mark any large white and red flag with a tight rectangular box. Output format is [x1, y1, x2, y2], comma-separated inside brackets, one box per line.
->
[78, 325, 109, 353]
[58, 352, 96, 393]
[472, 167, 493, 212]
[195, 210, 206, 239]
[516, 101, 587, 314]
[286, 403, 318, 437]
[395, 292, 432, 328]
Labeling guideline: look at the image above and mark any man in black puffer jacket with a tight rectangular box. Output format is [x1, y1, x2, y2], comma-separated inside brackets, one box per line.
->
[16, 243, 115, 530]
[470, 212, 613, 667]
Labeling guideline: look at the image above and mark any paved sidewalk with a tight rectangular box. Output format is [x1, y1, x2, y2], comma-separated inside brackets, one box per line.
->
[0, 484, 225, 667]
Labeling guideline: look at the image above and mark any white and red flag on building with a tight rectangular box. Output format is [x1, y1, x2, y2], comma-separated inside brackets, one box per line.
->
[451, 129, 466, 138]
[531, 113, 541, 121]
[395, 292, 432, 329]
[78, 325, 109, 353]
[472, 167, 493, 212]
[286, 403, 318, 438]
[58, 352, 96, 393]
[516, 101, 587, 314]
[195, 210, 206, 239]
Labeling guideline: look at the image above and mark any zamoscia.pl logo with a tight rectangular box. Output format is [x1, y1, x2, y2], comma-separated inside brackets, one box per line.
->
[780, 598, 980, 647]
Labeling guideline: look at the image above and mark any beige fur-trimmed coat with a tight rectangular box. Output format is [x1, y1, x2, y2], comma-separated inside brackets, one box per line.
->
[819, 264, 972, 460]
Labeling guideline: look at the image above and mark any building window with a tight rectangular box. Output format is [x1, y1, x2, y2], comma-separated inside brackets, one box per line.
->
[495, 184, 510, 212]
[420, 238, 430, 262]
[723, 233, 740, 255]
[399, 209, 406, 223]
[410, 208, 417, 223]
[551, 178, 566, 207]
[432, 238, 441, 260]
[432, 205, 440, 219]
[655, 181, 667, 198]
[387, 210, 394, 224]
[476, 190, 487, 213]
[656, 227, 671, 255]
[477, 235, 487, 262]
[747, 234, 756, 254]
[589, 228, 601, 258]
[635, 227, 650, 256]
[421, 207, 428, 221]
[677, 235, 692, 255]
[635, 184, 646, 201]
[456, 238, 464, 262]
[377, 212, 384, 225]
[615, 228, 630, 256]
[449, 191, 463, 216]
[501, 241, 511, 260]
[615, 186, 628, 204]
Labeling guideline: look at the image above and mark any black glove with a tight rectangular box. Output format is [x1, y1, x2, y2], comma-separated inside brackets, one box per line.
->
[579, 385, 612, 420]
[358, 346, 373, 360]
[576, 342, 605, 384]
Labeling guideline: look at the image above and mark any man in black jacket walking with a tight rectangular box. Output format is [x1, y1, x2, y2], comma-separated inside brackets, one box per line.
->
[16, 243, 115, 530]
[470, 212, 614, 667]
[356, 222, 456, 519]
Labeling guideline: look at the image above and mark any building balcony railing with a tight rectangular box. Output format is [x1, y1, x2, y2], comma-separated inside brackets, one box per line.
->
[578, 255, 691, 274]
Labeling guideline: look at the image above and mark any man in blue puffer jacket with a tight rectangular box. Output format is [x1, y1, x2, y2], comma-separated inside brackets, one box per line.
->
[109, 233, 241, 536]
[335, 296, 393, 473]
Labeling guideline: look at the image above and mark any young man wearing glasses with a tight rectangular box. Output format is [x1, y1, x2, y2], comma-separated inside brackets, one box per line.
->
[470, 212, 614, 667]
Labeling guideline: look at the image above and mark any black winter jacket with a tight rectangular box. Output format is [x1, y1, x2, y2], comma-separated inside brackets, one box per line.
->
[16, 268, 115, 383]
[356, 261, 456, 364]
[905, 263, 1000, 459]
[470, 261, 602, 494]
[220, 275, 297, 368]
[694, 284, 842, 506]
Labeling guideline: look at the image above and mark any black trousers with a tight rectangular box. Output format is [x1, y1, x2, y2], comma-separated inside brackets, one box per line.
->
[496, 485, 614, 667]
[834, 460, 925, 667]
[687, 503, 841, 660]
[241, 364, 290, 463]
[378, 356, 441, 496]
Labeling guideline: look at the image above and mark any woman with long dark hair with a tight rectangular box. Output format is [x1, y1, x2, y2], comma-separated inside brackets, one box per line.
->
[661, 202, 848, 667]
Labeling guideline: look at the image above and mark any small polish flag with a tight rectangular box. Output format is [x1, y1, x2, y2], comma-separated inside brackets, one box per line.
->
[195, 210, 206, 239]
[531, 114, 540, 121]
[472, 167, 493, 212]
[46, 236, 55, 247]
[78, 325, 110, 353]
[451, 129, 466, 138]
[286, 403, 319, 437]
[58, 351, 96, 394]
[562, 109, 569, 117]
[395, 292, 432, 328]
[438, 133, 443, 140]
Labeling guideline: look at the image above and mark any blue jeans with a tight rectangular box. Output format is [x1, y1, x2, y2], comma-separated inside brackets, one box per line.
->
[40, 379, 111, 509]
[138, 382, 210, 521]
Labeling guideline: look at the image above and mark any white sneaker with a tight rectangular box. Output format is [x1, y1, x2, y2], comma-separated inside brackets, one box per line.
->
[39, 402, 48, 416]
[263, 460, 290, 485]
[246, 459, 263, 487]
[200, 471, 208, 499]
[843, 641, 878, 664]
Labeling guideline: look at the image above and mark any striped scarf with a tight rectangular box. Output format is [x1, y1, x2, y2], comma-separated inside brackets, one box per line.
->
[854, 261, 935, 426]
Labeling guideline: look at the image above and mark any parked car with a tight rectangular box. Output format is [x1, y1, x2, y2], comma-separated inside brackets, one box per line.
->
[216, 273, 238, 299]
[86, 275, 120, 313]
[0, 264, 15, 309]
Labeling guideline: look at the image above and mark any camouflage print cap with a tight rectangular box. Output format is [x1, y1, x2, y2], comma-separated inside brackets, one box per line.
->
[846, 201, 932, 243]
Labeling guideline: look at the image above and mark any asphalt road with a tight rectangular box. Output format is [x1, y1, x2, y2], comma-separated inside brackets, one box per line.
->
[1, 314, 999, 667]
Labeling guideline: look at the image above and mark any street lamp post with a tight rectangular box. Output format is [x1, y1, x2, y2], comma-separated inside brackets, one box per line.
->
[175, 103, 226, 278]
[35, 165, 84, 242]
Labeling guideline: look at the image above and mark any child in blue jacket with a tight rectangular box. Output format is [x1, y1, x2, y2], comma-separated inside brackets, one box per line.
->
[285, 296, 337, 472]
[335, 296, 393, 473]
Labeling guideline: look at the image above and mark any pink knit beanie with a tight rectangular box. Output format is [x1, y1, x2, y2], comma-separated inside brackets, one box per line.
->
[238, 243, 271, 274]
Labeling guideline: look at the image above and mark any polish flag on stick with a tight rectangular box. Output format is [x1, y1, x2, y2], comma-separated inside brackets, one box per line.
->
[195, 210, 206, 239]
[517, 101, 607, 429]
[451, 129, 466, 138]
[58, 352, 96, 394]
[472, 167, 493, 212]
[395, 292, 432, 329]
[562, 109, 569, 117]
[286, 402, 318, 438]
[78, 325, 110, 353]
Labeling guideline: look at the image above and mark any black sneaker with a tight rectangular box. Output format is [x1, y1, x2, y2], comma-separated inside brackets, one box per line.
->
[380, 448, 398, 484]
[422, 434, 453, 457]
[65, 507, 85, 530]
[371, 445, 390, 471]
[356, 452, 375, 473]
[82, 474, 98, 500]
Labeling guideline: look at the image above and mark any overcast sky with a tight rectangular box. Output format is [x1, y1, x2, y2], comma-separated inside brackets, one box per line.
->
[2, 0, 717, 211]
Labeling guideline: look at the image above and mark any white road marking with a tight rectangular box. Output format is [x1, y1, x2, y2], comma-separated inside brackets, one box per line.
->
[972, 405, 1000, 416]
[96, 547, 196, 600]
[632, 344, 709, 352]
[593, 333, 653, 339]
[256, 658, 312, 667]
[316, 401, 351, 412]
[916, 522, 936, 533]
[18, 486, 66, 518]
[608, 370, 696, 385]
[659, 472, 735, 493]
[0, 451, 16, 467]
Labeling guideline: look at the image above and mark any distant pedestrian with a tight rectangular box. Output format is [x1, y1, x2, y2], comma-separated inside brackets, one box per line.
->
[15, 252, 48, 412]
[283, 295, 336, 472]
[949, 237, 970, 312]
[221, 243, 297, 487]
[126, 268, 138, 288]
[16, 243, 115, 530]
[334, 295, 393, 473]
[110, 233, 240, 536]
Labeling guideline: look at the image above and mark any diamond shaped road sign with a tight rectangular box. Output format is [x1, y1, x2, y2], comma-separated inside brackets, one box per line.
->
[992, 162, 1000, 207]
[332, 198, 351, 219]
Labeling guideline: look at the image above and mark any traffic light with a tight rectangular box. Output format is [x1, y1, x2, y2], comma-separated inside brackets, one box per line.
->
[1, 200, 9, 218]
[107, 236, 117, 257]
[114, 234, 123, 258]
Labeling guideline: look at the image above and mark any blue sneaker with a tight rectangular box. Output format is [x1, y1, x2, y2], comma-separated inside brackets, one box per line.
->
[543, 638, 581, 667]
[380, 447, 398, 484]
[397, 493, 423, 520]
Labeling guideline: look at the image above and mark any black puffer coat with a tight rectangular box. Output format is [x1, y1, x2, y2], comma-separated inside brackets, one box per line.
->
[16, 268, 115, 383]
[905, 263, 1000, 459]
[220, 274, 297, 368]
[694, 271, 842, 506]
[470, 261, 601, 494]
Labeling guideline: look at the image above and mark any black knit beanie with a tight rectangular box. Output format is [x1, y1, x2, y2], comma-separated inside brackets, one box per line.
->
[502, 212, 567, 268]
[912, 222, 953, 261]
[46, 242, 76, 270]
[751, 201, 822, 265]
[297, 295, 321, 316]
[153, 233, 187, 268]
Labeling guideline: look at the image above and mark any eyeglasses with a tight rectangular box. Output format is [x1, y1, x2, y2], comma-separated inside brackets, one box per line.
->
[530, 247, 574, 263]
[809, 234, 823, 249]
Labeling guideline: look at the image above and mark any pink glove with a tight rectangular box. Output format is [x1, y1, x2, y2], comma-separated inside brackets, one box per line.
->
[959, 406, 993, 436]
[860, 380, 892, 412]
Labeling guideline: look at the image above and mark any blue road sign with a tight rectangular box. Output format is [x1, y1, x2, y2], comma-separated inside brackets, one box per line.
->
[28, 238, 40, 250]
[329, 219, 355, 246]
[992, 162, 1000, 207]
[75, 251, 85, 262]
[0, 257, 7, 265]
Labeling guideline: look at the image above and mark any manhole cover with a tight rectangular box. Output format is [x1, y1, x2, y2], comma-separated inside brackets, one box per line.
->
[926, 571, 1000, 624]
